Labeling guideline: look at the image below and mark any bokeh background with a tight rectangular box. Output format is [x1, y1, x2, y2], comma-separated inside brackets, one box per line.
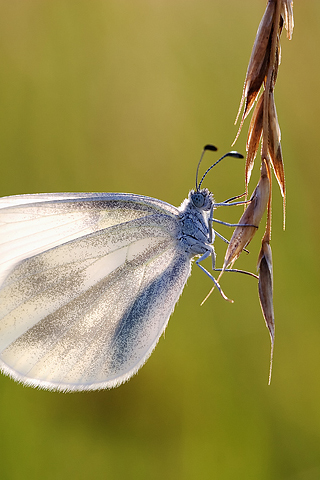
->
[0, 1, 319, 479]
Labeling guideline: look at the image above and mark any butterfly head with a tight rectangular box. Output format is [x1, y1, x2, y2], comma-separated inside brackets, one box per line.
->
[190, 188, 213, 211]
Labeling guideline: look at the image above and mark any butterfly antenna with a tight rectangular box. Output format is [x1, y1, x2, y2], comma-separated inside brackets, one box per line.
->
[198, 151, 244, 190]
[195, 144, 217, 191]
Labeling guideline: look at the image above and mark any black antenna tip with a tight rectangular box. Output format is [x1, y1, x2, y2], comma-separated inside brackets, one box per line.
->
[203, 144, 218, 152]
[227, 151, 244, 159]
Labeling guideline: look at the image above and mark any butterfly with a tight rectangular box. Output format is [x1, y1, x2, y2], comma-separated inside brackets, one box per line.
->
[0, 145, 247, 391]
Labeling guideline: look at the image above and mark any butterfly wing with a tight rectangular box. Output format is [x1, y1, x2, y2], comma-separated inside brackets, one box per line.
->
[0, 193, 191, 391]
[0, 192, 178, 282]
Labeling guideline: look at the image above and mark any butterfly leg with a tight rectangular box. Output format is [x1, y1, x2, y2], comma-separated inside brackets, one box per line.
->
[211, 218, 258, 228]
[214, 200, 250, 207]
[220, 193, 246, 203]
[195, 250, 232, 303]
[214, 229, 250, 254]
[214, 192, 251, 207]
[214, 230, 229, 244]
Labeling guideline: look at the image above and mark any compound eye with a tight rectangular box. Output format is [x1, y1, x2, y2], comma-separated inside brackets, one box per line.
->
[191, 192, 205, 208]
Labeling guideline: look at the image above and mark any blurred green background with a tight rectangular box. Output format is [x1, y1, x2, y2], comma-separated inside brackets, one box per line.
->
[0, 1, 319, 479]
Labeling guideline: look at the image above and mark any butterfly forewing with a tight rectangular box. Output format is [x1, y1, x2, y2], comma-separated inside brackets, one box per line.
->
[0, 193, 178, 281]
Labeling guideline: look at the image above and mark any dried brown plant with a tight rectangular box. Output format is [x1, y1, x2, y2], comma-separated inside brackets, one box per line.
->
[227, 0, 294, 382]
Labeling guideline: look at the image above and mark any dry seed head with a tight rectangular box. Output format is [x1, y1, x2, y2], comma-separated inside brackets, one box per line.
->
[229, 0, 293, 383]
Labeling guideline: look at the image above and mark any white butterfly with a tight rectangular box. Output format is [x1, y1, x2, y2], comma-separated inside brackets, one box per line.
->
[0, 147, 245, 391]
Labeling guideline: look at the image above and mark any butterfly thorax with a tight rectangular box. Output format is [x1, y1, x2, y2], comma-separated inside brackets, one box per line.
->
[177, 188, 215, 257]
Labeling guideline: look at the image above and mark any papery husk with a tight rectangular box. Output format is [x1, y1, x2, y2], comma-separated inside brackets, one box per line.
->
[281, 0, 294, 40]
[234, 0, 276, 139]
[222, 160, 270, 271]
[268, 91, 286, 200]
[257, 240, 275, 384]
[246, 92, 264, 192]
